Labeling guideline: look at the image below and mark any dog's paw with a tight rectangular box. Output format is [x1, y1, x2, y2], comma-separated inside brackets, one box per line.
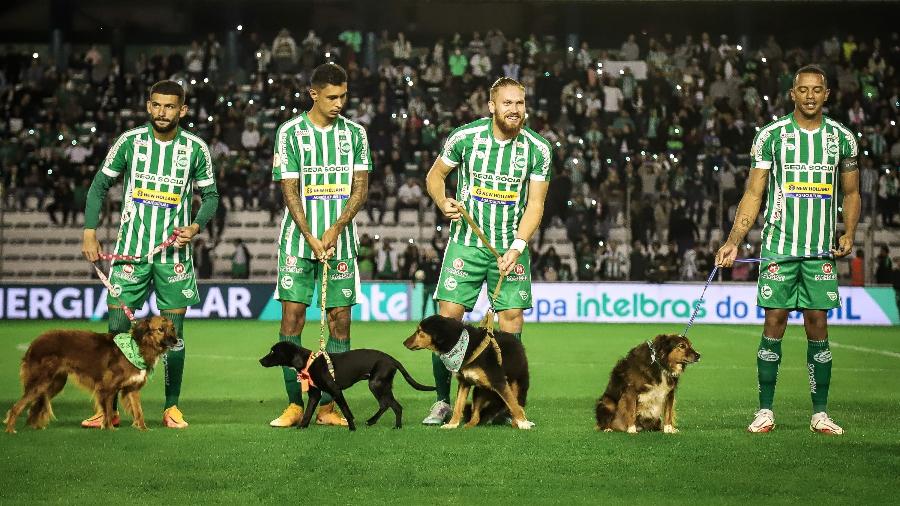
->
[663, 424, 679, 434]
[603, 428, 613, 433]
[440, 422, 459, 429]
[5, 428, 16, 435]
[133, 423, 149, 432]
[626, 425, 637, 434]
[515, 419, 535, 430]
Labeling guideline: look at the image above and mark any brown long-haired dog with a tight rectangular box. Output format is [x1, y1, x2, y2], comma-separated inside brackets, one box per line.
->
[5, 316, 177, 433]
[595, 334, 700, 434]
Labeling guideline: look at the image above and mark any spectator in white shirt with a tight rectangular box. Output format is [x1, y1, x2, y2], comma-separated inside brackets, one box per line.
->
[394, 178, 423, 223]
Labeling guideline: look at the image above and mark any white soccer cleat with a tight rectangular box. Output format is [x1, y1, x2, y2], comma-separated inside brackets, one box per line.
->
[810, 412, 844, 435]
[422, 400, 452, 426]
[747, 409, 775, 433]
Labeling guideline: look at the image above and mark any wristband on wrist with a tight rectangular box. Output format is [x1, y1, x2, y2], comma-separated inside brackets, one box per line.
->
[510, 238, 527, 253]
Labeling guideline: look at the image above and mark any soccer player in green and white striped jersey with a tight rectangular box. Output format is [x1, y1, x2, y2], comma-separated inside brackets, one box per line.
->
[269, 63, 371, 428]
[81, 80, 220, 429]
[421, 77, 552, 427]
[717, 65, 860, 435]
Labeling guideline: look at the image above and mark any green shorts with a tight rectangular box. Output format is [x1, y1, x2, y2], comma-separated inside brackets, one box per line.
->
[106, 260, 200, 310]
[275, 253, 360, 308]
[433, 242, 532, 311]
[757, 250, 840, 310]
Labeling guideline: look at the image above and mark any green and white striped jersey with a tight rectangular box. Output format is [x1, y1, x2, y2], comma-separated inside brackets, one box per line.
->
[440, 118, 552, 249]
[751, 113, 858, 256]
[273, 112, 371, 259]
[101, 124, 216, 263]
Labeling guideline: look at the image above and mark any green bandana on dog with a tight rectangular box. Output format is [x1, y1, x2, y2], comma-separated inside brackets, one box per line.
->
[439, 328, 469, 373]
[114, 333, 149, 371]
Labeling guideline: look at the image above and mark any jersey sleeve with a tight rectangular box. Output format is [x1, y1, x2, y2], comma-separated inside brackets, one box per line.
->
[193, 141, 216, 188]
[100, 133, 131, 178]
[440, 128, 466, 168]
[839, 128, 859, 159]
[528, 137, 553, 182]
[750, 128, 775, 170]
[352, 124, 372, 172]
[273, 124, 300, 181]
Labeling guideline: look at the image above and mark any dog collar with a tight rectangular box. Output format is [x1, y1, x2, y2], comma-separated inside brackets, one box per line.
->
[114, 333, 148, 371]
[439, 329, 469, 373]
[647, 340, 674, 378]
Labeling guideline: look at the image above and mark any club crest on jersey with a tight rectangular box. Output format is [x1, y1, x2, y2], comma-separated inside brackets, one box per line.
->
[453, 258, 464, 270]
[339, 141, 352, 155]
[133, 138, 149, 148]
[176, 156, 189, 169]
[514, 156, 527, 169]
[444, 277, 458, 291]
[822, 263, 833, 274]
[827, 142, 839, 155]
[475, 151, 485, 159]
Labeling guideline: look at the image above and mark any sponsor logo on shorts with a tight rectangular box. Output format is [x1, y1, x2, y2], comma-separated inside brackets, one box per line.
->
[286, 255, 297, 267]
[519, 290, 528, 301]
[342, 288, 353, 298]
[114, 270, 138, 282]
[330, 262, 353, 280]
[110, 284, 123, 297]
[167, 262, 190, 283]
[822, 263, 833, 274]
[444, 277, 457, 291]
[444, 267, 468, 278]
[280, 275, 294, 289]
[181, 289, 195, 298]
[759, 272, 785, 281]
[757, 349, 780, 362]
[337, 262, 349, 273]
[453, 258, 464, 270]
[123, 264, 134, 274]
[760, 285, 773, 299]
[281, 266, 305, 274]
[514, 263, 525, 275]
[768, 263, 779, 274]
[814, 274, 837, 281]
[174, 263, 185, 275]
[827, 291, 838, 301]
[505, 263, 528, 281]
[813, 350, 832, 363]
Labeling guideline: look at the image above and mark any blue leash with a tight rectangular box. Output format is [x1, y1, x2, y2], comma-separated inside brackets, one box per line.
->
[680, 251, 834, 337]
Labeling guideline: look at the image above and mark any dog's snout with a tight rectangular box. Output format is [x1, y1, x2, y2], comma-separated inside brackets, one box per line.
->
[403, 334, 419, 350]
[693, 351, 701, 362]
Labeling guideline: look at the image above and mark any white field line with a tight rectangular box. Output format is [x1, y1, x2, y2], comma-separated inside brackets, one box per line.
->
[718, 327, 900, 359]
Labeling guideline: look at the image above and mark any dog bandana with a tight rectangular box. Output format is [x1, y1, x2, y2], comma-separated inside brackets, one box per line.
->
[114, 333, 148, 371]
[439, 329, 469, 373]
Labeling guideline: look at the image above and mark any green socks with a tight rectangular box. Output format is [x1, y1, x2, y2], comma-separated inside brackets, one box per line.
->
[108, 308, 133, 412]
[756, 335, 782, 410]
[807, 339, 833, 413]
[279, 334, 303, 406]
[431, 353, 452, 403]
[319, 336, 350, 405]
[161, 311, 185, 409]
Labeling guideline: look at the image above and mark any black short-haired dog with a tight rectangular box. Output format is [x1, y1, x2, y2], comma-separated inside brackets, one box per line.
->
[595, 334, 700, 433]
[259, 342, 435, 431]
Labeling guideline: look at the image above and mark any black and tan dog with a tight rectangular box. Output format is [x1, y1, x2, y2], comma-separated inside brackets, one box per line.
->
[259, 342, 435, 431]
[595, 334, 700, 433]
[404, 315, 532, 430]
[5, 316, 178, 433]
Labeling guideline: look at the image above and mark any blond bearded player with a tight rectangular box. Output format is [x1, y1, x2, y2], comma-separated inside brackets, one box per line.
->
[269, 63, 370, 428]
[421, 77, 552, 425]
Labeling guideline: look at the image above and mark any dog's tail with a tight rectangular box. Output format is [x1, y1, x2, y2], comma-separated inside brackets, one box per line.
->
[393, 359, 437, 391]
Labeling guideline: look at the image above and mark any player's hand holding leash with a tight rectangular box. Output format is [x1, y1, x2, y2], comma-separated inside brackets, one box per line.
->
[715, 242, 738, 268]
[498, 249, 520, 276]
[440, 198, 463, 221]
[305, 234, 335, 262]
[830, 234, 853, 258]
[174, 224, 200, 248]
[82, 229, 102, 262]
[321, 226, 340, 258]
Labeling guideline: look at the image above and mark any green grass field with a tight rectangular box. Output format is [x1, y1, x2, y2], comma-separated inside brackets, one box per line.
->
[1, 320, 898, 504]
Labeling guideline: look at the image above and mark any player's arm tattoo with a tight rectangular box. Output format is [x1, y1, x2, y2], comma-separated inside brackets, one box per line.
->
[724, 168, 768, 246]
[333, 171, 369, 231]
[281, 179, 313, 238]
[840, 157, 858, 173]
[726, 213, 756, 245]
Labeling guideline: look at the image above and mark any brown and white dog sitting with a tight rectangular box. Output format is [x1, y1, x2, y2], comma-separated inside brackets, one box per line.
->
[595, 334, 700, 434]
[404, 315, 532, 430]
[5, 316, 178, 433]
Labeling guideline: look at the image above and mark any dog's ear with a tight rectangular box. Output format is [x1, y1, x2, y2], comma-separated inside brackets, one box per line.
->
[431, 315, 464, 348]
[653, 334, 677, 355]
[131, 318, 151, 342]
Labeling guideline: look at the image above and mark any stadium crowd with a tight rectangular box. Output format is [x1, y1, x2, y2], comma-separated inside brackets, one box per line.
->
[1, 29, 898, 282]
